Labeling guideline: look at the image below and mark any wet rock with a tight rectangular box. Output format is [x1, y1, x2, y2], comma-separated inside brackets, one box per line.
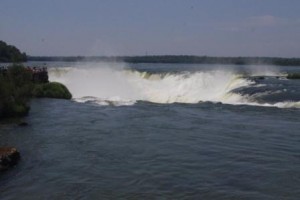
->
[0, 147, 20, 171]
[287, 73, 300, 79]
[18, 121, 28, 126]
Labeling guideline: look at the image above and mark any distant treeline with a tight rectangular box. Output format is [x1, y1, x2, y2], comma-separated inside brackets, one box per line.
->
[27, 55, 300, 66]
[0, 41, 27, 62]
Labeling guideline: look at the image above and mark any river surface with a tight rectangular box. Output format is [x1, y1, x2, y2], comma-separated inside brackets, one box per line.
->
[0, 62, 300, 199]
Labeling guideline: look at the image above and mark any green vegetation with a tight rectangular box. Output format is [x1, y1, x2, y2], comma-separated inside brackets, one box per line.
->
[0, 41, 27, 62]
[32, 82, 72, 99]
[28, 55, 300, 66]
[0, 65, 32, 118]
[0, 65, 72, 119]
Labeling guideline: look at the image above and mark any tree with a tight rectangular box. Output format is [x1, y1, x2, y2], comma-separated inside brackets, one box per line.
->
[0, 41, 27, 62]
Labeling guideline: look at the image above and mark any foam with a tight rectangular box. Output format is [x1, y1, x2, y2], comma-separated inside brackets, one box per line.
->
[48, 63, 299, 108]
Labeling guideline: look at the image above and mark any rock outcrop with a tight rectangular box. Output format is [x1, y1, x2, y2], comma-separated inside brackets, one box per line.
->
[0, 147, 20, 171]
[32, 82, 72, 99]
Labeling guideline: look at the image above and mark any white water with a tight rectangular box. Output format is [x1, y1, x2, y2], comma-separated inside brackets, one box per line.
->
[49, 63, 300, 108]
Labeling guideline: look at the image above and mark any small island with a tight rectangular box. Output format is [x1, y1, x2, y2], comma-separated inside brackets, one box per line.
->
[0, 64, 72, 119]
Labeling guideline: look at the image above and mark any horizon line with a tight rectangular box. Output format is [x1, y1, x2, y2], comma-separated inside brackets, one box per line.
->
[27, 55, 300, 59]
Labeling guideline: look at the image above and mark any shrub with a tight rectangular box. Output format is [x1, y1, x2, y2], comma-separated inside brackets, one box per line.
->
[32, 82, 72, 99]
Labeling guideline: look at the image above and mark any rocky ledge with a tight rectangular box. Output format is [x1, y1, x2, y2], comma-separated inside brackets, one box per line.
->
[0, 147, 20, 171]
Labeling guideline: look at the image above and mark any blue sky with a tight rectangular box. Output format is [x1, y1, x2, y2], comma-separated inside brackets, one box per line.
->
[1, 0, 300, 57]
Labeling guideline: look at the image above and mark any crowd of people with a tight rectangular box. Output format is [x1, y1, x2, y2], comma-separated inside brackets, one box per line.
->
[26, 66, 49, 83]
[0, 66, 49, 83]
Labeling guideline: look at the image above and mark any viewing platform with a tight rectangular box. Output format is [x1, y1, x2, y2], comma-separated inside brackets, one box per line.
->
[0, 66, 49, 83]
